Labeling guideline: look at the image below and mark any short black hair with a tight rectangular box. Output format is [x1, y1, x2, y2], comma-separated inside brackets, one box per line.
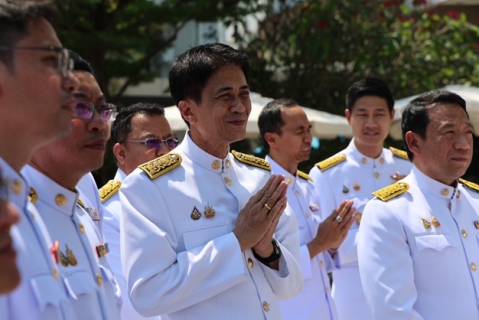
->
[69, 50, 94, 75]
[111, 102, 165, 145]
[0, 0, 58, 68]
[168, 43, 249, 126]
[346, 78, 394, 112]
[258, 98, 299, 148]
[401, 89, 467, 161]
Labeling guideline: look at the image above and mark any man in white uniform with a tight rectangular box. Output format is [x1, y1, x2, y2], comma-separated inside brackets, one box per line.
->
[101, 102, 177, 320]
[22, 52, 120, 320]
[358, 89, 479, 319]
[258, 99, 355, 320]
[309, 78, 411, 320]
[120, 43, 303, 319]
[0, 1, 80, 318]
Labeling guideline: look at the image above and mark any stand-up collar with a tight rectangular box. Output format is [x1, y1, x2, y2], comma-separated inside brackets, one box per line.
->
[345, 138, 387, 167]
[407, 165, 457, 200]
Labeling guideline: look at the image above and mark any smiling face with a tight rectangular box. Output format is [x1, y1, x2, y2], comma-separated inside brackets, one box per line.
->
[178, 64, 251, 157]
[406, 103, 473, 185]
[345, 96, 395, 156]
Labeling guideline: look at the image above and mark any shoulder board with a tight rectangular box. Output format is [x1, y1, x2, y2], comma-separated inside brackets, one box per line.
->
[99, 180, 122, 203]
[298, 170, 313, 182]
[139, 153, 182, 180]
[315, 154, 346, 172]
[459, 178, 479, 192]
[389, 147, 409, 161]
[232, 150, 271, 171]
[28, 187, 38, 204]
[372, 182, 409, 202]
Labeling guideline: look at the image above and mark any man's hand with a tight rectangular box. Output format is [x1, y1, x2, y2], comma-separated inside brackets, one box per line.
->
[233, 174, 288, 253]
[307, 200, 355, 259]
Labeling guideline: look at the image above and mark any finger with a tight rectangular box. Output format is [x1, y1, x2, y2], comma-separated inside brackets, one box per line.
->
[266, 196, 286, 221]
[262, 175, 285, 202]
[328, 200, 349, 220]
[250, 174, 278, 204]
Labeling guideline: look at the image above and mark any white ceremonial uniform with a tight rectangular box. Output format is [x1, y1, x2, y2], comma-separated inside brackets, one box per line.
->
[102, 169, 160, 320]
[77, 173, 105, 232]
[120, 133, 303, 320]
[22, 165, 121, 320]
[0, 157, 75, 320]
[309, 139, 412, 320]
[267, 155, 339, 320]
[358, 166, 479, 320]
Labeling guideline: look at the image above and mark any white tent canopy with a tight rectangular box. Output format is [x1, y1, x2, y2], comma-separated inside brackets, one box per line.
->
[165, 93, 352, 139]
[389, 85, 479, 140]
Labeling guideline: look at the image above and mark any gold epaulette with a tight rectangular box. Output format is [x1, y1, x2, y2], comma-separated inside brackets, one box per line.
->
[459, 178, 479, 192]
[315, 154, 346, 172]
[232, 150, 271, 171]
[298, 170, 313, 181]
[99, 180, 122, 203]
[389, 147, 409, 161]
[139, 153, 182, 180]
[372, 182, 409, 202]
[28, 187, 38, 204]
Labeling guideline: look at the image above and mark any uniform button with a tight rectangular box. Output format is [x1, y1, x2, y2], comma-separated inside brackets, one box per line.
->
[97, 273, 103, 286]
[12, 179, 23, 194]
[225, 159, 231, 169]
[212, 160, 221, 170]
[462, 230, 468, 238]
[286, 178, 293, 185]
[441, 188, 449, 196]
[248, 258, 254, 268]
[374, 172, 380, 179]
[55, 194, 67, 206]
[295, 190, 300, 196]
[471, 262, 477, 272]
[263, 301, 270, 312]
[78, 222, 85, 235]
[52, 267, 59, 280]
[379, 157, 385, 164]
[224, 177, 232, 187]
[320, 260, 324, 268]
[361, 158, 367, 164]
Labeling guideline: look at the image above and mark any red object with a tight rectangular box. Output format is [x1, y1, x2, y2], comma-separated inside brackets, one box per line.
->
[51, 240, 59, 265]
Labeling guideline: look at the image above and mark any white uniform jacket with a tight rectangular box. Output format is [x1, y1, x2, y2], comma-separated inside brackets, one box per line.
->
[102, 169, 159, 320]
[267, 155, 339, 320]
[358, 166, 479, 320]
[22, 165, 121, 320]
[0, 157, 75, 320]
[120, 133, 303, 319]
[309, 139, 412, 320]
[77, 173, 105, 233]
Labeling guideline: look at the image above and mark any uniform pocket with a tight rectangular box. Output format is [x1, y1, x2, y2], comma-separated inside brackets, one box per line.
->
[183, 225, 228, 251]
[63, 269, 97, 299]
[30, 273, 69, 311]
[415, 234, 454, 252]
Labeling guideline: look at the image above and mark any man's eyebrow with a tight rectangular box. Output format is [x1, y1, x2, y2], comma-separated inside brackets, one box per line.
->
[215, 85, 250, 95]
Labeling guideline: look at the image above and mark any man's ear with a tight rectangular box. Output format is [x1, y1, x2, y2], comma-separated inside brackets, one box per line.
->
[178, 100, 197, 126]
[112, 143, 126, 165]
[405, 131, 420, 157]
[345, 108, 351, 124]
[264, 132, 277, 148]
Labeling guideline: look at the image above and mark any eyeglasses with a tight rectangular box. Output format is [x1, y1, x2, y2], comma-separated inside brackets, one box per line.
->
[74, 102, 118, 122]
[120, 137, 179, 150]
[0, 45, 73, 78]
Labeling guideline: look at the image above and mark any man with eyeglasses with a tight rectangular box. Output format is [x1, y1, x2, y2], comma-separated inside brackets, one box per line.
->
[100, 102, 177, 320]
[0, 1, 80, 319]
[22, 51, 120, 319]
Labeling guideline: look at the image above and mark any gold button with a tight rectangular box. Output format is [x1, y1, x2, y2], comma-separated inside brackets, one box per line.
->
[12, 179, 23, 194]
[379, 157, 385, 164]
[471, 262, 477, 272]
[248, 258, 254, 268]
[52, 267, 59, 280]
[225, 159, 231, 169]
[305, 213, 309, 219]
[212, 160, 221, 170]
[361, 158, 366, 164]
[55, 194, 67, 206]
[320, 260, 324, 268]
[97, 273, 103, 286]
[224, 177, 232, 187]
[441, 188, 449, 196]
[286, 178, 293, 185]
[295, 190, 300, 196]
[78, 222, 85, 235]
[462, 230, 468, 238]
[263, 301, 270, 312]
[374, 172, 380, 179]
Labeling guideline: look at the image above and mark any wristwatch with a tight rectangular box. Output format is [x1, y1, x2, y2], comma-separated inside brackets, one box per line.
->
[252, 239, 282, 265]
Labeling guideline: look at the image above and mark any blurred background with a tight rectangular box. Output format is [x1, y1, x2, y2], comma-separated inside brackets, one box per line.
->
[53, 0, 479, 185]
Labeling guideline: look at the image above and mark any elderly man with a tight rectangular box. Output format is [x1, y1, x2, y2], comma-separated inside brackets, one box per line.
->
[22, 52, 120, 319]
[258, 98, 355, 320]
[0, 1, 79, 318]
[120, 43, 303, 319]
[309, 78, 411, 320]
[358, 89, 479, 319]
[101, 102, 177, 320]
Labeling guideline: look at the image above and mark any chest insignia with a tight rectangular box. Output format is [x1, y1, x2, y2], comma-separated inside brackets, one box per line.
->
[342, 185, 349, 194]
[372, 182, 409, 201]
[353, 182, 361, 191]
[139, 153, 182, 180]
[28, 187, 38, 204]
[204, 203, 216, 218]
[298, 170, 313, 181]
[474, 221, 479, 229]
[191, 206, 201, 220]
[431, 216, 441, 228]
[315, 154, 346, 172]
[459, 178, 479, 192]
[391, 172, 406, 181]
[51, 240, 60, 265]
[389, 147, 409, 161]
[422, 218, 432, 230]
[232, 151, 271, 171]
[99, 180, 122, 203]
[60, 244, 78, 267]
[309, 204, 319, 212]
[96, 243, 109, 258]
